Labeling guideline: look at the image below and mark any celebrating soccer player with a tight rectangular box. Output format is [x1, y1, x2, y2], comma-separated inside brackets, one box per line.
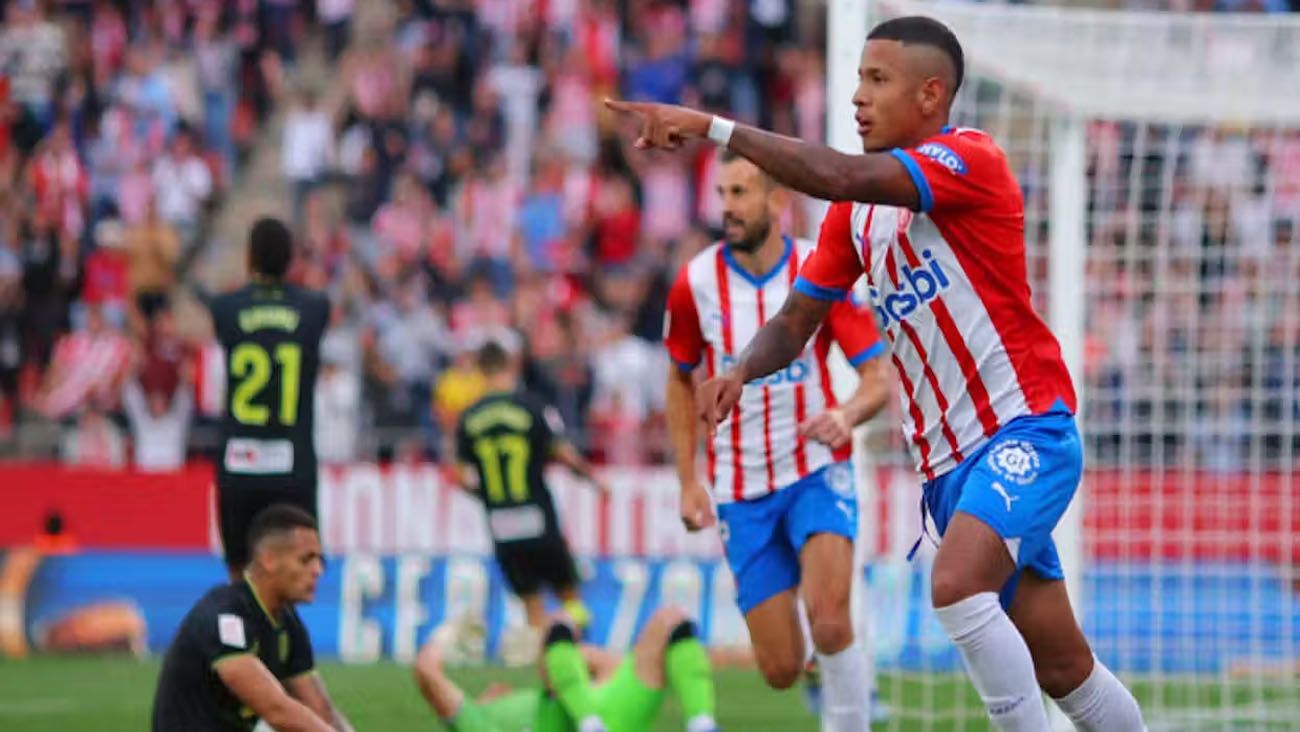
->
[208, 218, 330, 581]
[662, 148, 889, 730]
[608, 15, 1147, 732]
[151, 505, 353, 732]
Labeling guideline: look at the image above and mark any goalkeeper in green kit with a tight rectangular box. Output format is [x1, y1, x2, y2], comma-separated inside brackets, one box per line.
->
[414, 607, 720, 732]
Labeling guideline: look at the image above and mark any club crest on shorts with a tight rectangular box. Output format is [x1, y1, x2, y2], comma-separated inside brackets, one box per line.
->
[826, 463, 855, 498]
[987, 440, 1040, 485]
[718, 520, 730, 544]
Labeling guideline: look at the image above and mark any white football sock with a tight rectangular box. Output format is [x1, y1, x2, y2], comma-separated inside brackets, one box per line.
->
[934, 592, 1050, 732]
[816, 642, 871, 732]
[1053, 656, 1147, 732]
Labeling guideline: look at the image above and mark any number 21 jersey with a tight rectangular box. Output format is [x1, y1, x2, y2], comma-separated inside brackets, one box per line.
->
[209, 284, 329, 485]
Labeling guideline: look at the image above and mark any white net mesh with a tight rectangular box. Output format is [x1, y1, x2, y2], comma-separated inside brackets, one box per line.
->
[850, 2, 1300, 730]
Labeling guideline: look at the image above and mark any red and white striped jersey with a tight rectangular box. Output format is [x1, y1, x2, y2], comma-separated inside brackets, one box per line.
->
[41, 329, 133, 419]
[665, 236, 884, 504]
[796, 126, 1077, 480]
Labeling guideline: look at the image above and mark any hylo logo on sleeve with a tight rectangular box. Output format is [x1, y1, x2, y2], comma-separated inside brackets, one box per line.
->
[915, 143, 967, 175]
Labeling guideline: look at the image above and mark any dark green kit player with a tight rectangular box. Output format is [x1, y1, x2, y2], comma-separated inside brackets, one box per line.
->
[414, 607, 720, 732]
[152, 505, 353, 732]
[209, 218, 329, 579]
[455, 336, 608, 629]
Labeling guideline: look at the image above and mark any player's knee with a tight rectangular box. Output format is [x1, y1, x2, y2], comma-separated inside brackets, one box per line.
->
[1035, 649, 1093, 698]
[650, 606, 688, 634]
[804, 586, 852, 653]
[757, 654, 802, 690]
[931, 566, 979, 609]
[808, 615, 853, 655]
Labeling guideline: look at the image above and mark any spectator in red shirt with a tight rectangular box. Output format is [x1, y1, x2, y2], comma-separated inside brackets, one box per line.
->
[80, 218, 130, 329]
[589, 170, 640, 268]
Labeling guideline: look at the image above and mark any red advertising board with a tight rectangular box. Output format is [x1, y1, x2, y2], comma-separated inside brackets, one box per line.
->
[0, 463, 1295, 562]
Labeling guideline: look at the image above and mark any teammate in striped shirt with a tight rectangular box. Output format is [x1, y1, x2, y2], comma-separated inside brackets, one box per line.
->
[609, 15, 1146, 732]
[664, 149, 889, 732]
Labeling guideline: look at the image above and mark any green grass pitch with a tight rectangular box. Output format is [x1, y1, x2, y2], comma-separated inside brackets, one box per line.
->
[0, 655, 979, 731]
[2, 656, 1295, 731]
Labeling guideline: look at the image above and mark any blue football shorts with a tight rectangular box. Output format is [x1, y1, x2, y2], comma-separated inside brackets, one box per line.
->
[716, 462, 858, 614]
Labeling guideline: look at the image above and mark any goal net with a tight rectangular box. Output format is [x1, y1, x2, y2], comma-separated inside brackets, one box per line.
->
[835, 2, 1300, 730]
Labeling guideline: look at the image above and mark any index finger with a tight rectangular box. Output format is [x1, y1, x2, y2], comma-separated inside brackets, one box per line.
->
[603, 98, 646, 115]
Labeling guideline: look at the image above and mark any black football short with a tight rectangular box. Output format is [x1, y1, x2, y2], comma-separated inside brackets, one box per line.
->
[494, 534, 580, 597]
[217, 476, 317, 569]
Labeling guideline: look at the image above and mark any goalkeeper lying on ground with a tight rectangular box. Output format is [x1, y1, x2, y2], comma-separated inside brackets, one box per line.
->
[414, 607, 720, 732]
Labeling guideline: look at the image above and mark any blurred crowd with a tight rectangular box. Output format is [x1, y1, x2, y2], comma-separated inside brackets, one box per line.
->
[1079, 124, 1300, 471]
[256, 0, 829, 465]
[0, 0, 299, 468]
[0, 0, 1296, 474]
[0, 0, 828, 469]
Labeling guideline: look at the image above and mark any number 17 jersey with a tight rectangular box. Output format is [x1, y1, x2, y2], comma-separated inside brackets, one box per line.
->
[455, 391, 566, 544]
[209, 283, 329, 486]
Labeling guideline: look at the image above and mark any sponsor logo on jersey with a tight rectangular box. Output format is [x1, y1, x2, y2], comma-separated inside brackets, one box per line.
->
[987, 440, 1041, 486]
[488, 505, 547, 542]
[915, 142, 968, 175]
[868, 249, 952, 328]
[224, 438, 294, 474]
[720, 354, 811, 386]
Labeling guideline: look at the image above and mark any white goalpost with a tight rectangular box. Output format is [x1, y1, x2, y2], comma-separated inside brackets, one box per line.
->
[830, 2, 1300, 730]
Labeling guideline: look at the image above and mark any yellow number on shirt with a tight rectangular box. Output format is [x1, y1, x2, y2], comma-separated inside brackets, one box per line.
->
[473, 435, 531, 504]
[229, 343, 303, 426]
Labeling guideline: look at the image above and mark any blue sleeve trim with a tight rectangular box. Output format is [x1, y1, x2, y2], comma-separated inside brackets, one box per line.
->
[673, 358, 699, 373]
[848, 341, 886, 367]
[890, 149, 934, 213]
[793, 276, 847, 302]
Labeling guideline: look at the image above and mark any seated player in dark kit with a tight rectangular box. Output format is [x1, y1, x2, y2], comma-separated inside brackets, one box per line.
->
[151, 505, 353, 732]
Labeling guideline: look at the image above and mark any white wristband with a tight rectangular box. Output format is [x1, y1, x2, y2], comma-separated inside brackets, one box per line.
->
[707, 115, 735, 146]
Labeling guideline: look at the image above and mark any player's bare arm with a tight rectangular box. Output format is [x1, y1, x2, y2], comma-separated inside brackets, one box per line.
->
[455, 463, 480, 493]
[697, 291, 831, 431]
[412, 638, 466, 719]
[666, 363, 715, 531]
[552, 440, 611, 494]
[286, 670, 356, 732]
[605, 100, 918, 207]
[798, 356, 890, 449]
[213, 655, 335, 732]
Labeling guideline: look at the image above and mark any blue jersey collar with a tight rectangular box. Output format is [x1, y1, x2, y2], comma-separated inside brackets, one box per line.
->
[723, 236, 793, 288]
